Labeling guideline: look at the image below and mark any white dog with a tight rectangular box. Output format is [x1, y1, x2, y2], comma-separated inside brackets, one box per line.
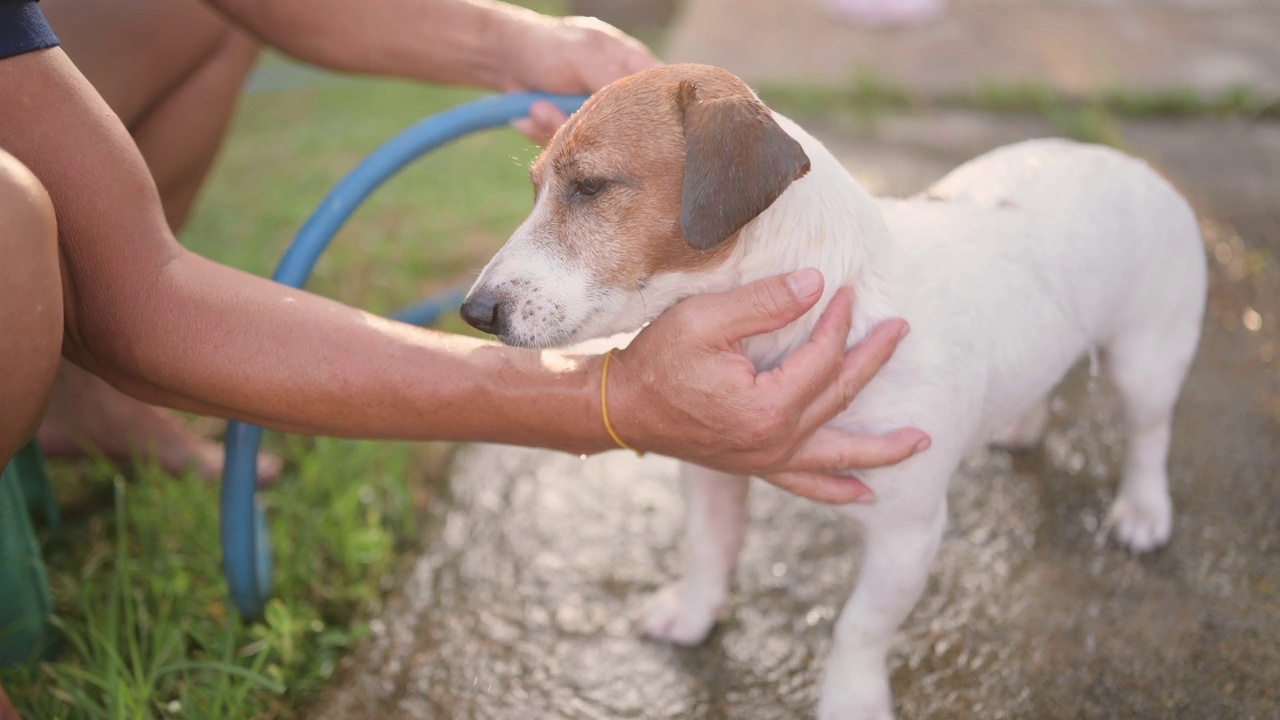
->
[462, 64, 1207, 718]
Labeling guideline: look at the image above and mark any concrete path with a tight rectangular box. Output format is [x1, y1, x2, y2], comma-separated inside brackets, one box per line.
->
[310, 112, 1280, 719]
[664, 0, 1280, 98]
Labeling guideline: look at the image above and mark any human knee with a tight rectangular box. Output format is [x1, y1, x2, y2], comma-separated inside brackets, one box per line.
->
[0, 148, 58, 305]
[0, 150, 56, 238]
[0, 149, 62, 461]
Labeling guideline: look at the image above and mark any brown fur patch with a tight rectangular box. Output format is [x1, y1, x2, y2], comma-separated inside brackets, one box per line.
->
[677, 79, 810, 251]
[527, 64, 805, 290]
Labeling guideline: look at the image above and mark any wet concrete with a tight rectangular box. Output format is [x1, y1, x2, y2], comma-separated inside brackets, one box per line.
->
[311, 115, 1279, 719]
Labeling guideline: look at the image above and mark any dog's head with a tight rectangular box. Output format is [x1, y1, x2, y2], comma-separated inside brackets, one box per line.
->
[461, 64, 811, 348]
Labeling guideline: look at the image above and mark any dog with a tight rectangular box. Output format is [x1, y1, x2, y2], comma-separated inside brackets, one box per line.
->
[461, 64, 1207, 718]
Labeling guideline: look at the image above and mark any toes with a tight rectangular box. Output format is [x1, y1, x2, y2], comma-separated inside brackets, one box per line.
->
[634, 583, 722, 646]
[174, 437, 283, 486]
[1106, 495, 1172, 553]
[819, 652, 895, 720]
[818, 683, 894, 720]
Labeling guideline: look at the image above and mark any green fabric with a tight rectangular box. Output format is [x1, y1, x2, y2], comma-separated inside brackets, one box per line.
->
[0, 440, 58, 667]
[12, 441, 58, 530]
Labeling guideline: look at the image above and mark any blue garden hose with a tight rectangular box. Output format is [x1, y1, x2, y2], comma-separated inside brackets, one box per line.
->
[221, 92, 589, 620]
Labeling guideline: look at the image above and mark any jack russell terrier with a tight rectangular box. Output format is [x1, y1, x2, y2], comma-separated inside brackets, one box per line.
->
[461, 64, 1207, 718]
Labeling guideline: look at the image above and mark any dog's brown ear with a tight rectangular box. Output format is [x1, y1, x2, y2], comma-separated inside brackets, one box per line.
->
[677, 80, 811, 252]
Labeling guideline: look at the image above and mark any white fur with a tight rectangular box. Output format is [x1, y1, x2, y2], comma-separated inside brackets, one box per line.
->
[469, 176, 716, 348]
[468, 198, 626, 348]
[471, 112, 1207, 718]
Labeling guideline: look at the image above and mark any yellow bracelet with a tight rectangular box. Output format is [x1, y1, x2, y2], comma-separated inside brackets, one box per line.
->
[601, 350, 645, 457]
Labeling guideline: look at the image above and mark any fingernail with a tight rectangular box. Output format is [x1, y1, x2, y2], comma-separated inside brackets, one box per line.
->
[851, 487, 878, 504]
[786, 268, 822, 298]
[914, 435, 932, 453]
[898, 320, 911, 340]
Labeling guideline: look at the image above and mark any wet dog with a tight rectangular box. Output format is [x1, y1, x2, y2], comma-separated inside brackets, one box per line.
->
[462, 64, 1207, 718]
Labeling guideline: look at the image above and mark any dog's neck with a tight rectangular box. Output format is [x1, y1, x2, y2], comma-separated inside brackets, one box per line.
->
[728, 115, 901, 371]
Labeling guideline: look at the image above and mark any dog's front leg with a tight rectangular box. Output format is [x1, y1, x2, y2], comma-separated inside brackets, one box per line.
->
[820, 499, 948, 720]
[636, 462, 749, 645]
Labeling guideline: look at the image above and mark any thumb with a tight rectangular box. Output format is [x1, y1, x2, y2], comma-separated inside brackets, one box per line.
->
[705, 269, 826, 345]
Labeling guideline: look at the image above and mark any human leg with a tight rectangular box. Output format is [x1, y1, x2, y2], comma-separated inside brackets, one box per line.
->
[0, 149, 61, 716]
[36, 0, 277, 481]
[0, 150, 61, 464]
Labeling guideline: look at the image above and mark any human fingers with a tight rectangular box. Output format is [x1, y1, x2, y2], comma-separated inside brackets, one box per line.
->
[679, 269, 826, 350]
[778, 426, 930, 476]
[789, 317, 909, 438]
[759, 470, 876, 505]
[561, 17, 661, 90]
[753, 286, 855, 403]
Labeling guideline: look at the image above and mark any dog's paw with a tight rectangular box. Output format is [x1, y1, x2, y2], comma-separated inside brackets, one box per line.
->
[633, 582, 724, 646]
[818, 651, 894, 719]
[1106, 491, 1172, 553]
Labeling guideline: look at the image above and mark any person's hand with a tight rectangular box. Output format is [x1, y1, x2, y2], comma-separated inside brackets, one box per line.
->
[496, 14, 660, 143]
[606, 269, 931, 504]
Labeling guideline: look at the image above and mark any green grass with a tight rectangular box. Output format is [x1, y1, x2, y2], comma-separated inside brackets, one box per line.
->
[185, 75, 545, 331]
[3, 70, 545, 719]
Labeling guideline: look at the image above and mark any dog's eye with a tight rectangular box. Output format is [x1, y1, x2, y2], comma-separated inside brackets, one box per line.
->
[573, 177, 607, 198]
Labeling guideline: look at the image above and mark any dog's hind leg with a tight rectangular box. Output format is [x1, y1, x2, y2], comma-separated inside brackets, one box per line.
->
[819, 497, 948, 720]
[636, 462, 749, 645]
[1102, 316, 1200, 553]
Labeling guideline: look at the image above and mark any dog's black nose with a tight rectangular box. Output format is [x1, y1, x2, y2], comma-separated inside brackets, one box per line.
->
[461, 294, 504, 334]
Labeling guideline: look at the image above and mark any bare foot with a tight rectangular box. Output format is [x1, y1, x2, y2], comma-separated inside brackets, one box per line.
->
[37, 362, 282, 484]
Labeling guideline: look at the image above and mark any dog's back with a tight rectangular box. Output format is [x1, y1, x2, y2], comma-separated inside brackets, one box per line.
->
[850, 139, 1207, 449]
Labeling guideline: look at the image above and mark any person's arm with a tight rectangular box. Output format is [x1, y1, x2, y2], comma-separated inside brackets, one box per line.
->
[203, 0, 658, 143]
[1, 48, 926, 503]
[203, 0, 654, 94]
[2, 48, 598, 447]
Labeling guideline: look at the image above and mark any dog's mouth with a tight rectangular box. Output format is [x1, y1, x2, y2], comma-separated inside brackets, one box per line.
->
[460, 297, 588, 350]
[462, 278, 699, 350]
[492, 322, 583, 350]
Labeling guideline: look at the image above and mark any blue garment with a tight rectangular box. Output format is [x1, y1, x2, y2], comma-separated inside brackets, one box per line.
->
[0, 1, 59, 61]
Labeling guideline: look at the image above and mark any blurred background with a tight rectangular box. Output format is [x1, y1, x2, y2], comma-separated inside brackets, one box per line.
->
[7, 1, 1276, 719]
